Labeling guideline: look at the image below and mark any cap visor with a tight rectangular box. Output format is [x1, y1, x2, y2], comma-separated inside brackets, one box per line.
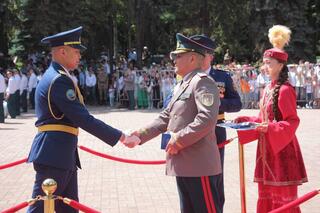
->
[69, 44, 87, 50]
[170, 49, 190, 60]
[171, 49, 190, 55]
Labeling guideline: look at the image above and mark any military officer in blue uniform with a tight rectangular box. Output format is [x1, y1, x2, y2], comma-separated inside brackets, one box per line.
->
[27, 26, 140, 213]
[189, 35, 242, 212]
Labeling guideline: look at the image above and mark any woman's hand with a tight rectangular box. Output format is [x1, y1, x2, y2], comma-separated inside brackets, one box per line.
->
[256, 122, 268, 133]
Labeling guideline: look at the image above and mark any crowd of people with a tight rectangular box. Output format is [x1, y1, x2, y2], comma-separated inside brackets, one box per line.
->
[214, 61, 320, 109]
[1, 49, 320, 122]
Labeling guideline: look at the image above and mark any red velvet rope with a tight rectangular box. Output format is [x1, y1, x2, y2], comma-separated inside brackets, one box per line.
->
[218, 137, 237, 148]
[79, 137, 234, 165]
[0, 138, 234, 170]
[269, 189, 319, 213]
[79, 145, 166, 165]
[67, 199, 101, 213]
[2, 201, 29, 213]
[0, 158, 27, 170]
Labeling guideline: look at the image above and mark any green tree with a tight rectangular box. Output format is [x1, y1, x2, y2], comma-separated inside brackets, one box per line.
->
[248, 0, 317, 62]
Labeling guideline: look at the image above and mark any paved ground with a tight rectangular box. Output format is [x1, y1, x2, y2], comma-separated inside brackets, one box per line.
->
[0, 108, 319, 213]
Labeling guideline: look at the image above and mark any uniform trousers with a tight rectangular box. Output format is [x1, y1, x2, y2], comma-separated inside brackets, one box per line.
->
[27, 163, 78, 213]
[215, 123, 227, 212]
[98, 83, 108, 104]
[29, 88, 36, 109]
[127, 90, 135, 110]
[0, 93, 4, 122]
[7, 94, 16, 118]
[15, 90, 20, 115]
[176, 175, 222, 213]
[257, 183, 300, 213]
[20, 89, 28, 112]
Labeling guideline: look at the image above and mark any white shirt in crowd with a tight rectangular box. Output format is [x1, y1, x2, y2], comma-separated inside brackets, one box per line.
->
[28, 72, 38, 92]
[288, 70, 296, 86]
[296, 65, 305, 87]
[6, 76, 17, 95]
[86, 73, 97, 87]
[249, 78, 259, 93]
[306, 81, 313, 94]
[20, 74, 28, 94]
[256, 73, 269, 87]
[14, 73, 21, 91]
[295, 74, 305, 87]
[104, 62, 111, 75]
[161, 76, 174, 94]
[0, 73, 6, 93]
[117, 75, 124, 92]
[315, 65, 320, 81]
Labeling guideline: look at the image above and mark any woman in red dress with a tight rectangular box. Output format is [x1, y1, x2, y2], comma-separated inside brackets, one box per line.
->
[235, 25, 308, 213]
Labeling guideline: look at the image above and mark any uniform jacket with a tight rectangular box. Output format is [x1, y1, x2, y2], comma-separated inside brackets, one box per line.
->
[209, 68, 242, 143]
[209, 68, 241, 114]
[27, 62, 122, 170]
[238, 81, 307, 185]
[139, 70, 222, 177]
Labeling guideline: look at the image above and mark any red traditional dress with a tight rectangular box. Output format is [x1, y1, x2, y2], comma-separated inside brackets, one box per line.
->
[237, 80, 308, 213]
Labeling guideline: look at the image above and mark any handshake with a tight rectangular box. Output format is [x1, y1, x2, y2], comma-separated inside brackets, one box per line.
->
[119, 130, 182, 155]
[119, 131, 141, 148]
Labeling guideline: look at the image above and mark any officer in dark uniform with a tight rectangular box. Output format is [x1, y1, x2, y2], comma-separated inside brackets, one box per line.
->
[189, 35, 242, 212]
[27, 26, 140, 213]
[133, 33, 222, 213]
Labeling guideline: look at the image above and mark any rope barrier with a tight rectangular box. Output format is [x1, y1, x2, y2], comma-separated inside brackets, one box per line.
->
[0, 158, 27, 170]
[2, 199, 36, 213]
[0, 138, 235, 170]
[79, 145, 166, 165]
[79, 137, 235, 165]
[269, 189, 320, 213]
[218, 137, 237, 148]
[1, 201, 29, 213]
[62, 197, 101, 213]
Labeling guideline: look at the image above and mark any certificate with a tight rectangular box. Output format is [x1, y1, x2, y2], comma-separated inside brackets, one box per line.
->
[217, 121, 259, 131]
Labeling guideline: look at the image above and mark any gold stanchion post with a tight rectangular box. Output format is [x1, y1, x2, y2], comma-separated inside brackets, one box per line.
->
[238, 143, 247, 213]
[42, 178, 57, 213]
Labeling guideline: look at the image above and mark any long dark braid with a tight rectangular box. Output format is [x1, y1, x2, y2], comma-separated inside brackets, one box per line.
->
[272, 64, 289, 121]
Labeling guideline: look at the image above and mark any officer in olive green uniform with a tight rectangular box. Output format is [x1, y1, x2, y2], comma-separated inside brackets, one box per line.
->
[134, 33, 222, 213]
[97, 65, 109, 105]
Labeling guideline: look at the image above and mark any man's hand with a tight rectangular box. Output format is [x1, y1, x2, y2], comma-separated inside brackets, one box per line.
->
[119, 133, 141, 148]
[165, 133, 181, 155]
[130, 130, 141, 138]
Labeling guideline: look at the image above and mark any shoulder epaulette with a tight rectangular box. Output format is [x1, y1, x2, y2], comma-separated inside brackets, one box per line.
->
[58, 69, 68, 76]
[197, 72, 208, 78]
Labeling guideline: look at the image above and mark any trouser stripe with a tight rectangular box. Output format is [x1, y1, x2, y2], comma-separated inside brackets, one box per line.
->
[205, 176, 217, 213]
[201, 176, 213, 213]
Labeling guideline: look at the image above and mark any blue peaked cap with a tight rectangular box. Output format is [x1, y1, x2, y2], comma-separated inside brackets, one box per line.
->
[41, 26, 86, 50]
[189, 35, 216, 54]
